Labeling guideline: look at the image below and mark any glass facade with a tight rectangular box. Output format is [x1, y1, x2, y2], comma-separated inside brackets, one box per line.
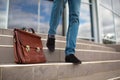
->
[114, 15, 120, 42]
[8, 0, 38, 31]
[112, 0, 120, 14]
[78, 3, 92, 40]
[100, 0, 112, 9]
[65, 1, 92, 40]
[82, 0, 89, 3]
[99, 0, 120, 44]
[0, 0, 120, 44]
[0, 0, 8, 29]
[39, 0, 62, 35]
[100, 6, 115, 43]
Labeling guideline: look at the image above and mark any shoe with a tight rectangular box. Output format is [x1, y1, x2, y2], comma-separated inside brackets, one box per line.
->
[46, 37, 55, 52]
[65, 54, 81, 64]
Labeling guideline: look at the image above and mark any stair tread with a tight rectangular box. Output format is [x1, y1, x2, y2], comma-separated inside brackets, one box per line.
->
[0, 29, 117, 46]
[1, 47, 120, 64]
[0, 61, 120, 80]
[0, 33, 114, 46]
[0, 60, 120, 67]
[0, 45, 118, 53]
[0, 31, 118, 52]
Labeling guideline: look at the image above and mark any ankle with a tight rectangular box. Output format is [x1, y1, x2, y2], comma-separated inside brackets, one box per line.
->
[48, 34, 55, 39]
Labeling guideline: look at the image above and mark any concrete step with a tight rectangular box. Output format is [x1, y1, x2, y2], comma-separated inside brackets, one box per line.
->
[0, 29, 115, 46]
[0, 35, 116, 52]
[0, 29, 119, 51]
[0, 29, 120, 80]
[0, 29, 119, 48]
[0, 61, 120, 80]
[0, 46, 120, 64]
[42, 39, 116, 52]
[0, 29, 13, 35]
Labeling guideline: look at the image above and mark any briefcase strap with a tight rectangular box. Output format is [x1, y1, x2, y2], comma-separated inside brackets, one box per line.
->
[21, 28, 35, 33]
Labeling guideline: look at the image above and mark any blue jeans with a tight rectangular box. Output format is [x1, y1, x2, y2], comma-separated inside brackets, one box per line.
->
[48, 0, 81, 56]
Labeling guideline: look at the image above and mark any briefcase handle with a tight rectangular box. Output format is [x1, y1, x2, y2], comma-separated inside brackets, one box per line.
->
[22, 28, 35, 34]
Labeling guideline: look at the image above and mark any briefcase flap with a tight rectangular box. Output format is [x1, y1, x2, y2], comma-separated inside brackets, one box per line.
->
[16, 29, 43, 49]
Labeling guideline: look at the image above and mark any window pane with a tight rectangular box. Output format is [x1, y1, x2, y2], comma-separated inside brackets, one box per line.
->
[100, 0, 112, 9]
[100, 6, 115, 44]
[112, 0, 120, 14]
[78, 4, 92, 39]
[114, 15, 120, 43]
[82, 0, 89, 3]
[39, 0, 63, 35]
[8, 0, 38, 31]
[0, 0, 8, 28]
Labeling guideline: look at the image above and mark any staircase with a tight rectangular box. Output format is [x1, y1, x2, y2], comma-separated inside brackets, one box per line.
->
[0, 29, 120, 80]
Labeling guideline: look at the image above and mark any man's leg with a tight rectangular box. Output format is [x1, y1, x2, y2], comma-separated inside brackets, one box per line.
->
[65, 0, 81, 64]
[47, 0, 66, 52]
[49, 0, 64, 35]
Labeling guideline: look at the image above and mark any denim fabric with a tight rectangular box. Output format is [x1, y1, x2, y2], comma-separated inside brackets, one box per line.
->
[48, 0, 81, 55]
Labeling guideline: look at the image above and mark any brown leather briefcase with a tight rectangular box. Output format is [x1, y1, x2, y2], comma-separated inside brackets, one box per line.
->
[13, 28, 46, 64]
